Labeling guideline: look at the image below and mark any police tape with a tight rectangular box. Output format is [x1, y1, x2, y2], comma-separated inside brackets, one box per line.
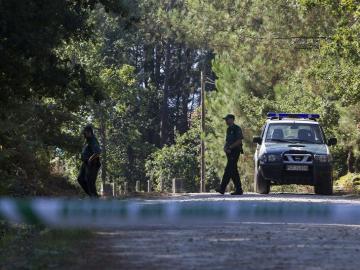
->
[1, 197, 360, 228]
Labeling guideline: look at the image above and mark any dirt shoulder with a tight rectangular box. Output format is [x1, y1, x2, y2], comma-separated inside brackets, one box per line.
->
[0, 222, 93, 270]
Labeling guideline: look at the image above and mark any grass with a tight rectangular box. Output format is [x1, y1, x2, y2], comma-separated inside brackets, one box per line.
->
[271, 184, 314, 194]
[335, 173, 360, 194]
[0, 222, 93, 270]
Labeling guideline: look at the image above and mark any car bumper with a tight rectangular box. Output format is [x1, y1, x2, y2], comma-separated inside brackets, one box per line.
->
[259, 163, 332, 185]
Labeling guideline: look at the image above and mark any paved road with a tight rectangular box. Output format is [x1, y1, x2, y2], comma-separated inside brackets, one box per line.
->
[82, 193, 360, 270]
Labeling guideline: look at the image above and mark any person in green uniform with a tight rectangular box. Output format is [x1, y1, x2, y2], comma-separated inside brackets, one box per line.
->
[77, 125, 101, 197]
[216, 114, 244, 195]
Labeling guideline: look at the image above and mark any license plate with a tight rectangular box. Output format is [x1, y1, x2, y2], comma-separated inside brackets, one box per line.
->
[286, 165, 309, 171]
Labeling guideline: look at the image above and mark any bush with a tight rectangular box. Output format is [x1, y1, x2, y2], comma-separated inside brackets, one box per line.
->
[146, 122, 220, 193]
[335, 173, 360, 194]
[146, 127, 200, 192]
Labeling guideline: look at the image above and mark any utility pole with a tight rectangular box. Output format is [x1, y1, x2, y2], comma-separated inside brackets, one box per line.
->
[200, 71, 206, 193]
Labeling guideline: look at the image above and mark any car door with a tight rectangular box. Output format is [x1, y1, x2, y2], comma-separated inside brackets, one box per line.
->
[254, 124, 266, 167]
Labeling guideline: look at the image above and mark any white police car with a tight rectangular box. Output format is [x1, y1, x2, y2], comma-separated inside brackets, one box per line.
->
[253, 113, 337, 195]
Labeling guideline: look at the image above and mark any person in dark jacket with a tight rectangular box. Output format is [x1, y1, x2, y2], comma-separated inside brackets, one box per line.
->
[216, 114, 244, 195]
[77, 125, 101, 197]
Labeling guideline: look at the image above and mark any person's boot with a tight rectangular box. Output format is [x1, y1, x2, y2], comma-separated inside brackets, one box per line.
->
[215, 188, 225, 195]
[231, 190, 243, 195]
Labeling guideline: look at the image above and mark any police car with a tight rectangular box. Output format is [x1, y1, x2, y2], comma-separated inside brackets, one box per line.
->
[253, 113, 337, 195]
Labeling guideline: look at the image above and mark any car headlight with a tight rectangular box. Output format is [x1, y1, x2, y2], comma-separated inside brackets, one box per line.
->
[314, 154, 332, 163]
[260, 154, 281, 163]
[260, 155, 268, 163]
[268, 154, 280, 162]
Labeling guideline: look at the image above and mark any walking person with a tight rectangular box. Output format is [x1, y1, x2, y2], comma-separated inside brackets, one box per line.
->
[216, 114, 244, 195]
[77, 125, 101, 197]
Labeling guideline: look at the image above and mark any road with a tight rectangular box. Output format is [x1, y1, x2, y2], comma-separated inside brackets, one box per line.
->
[79, 193, 360, 270]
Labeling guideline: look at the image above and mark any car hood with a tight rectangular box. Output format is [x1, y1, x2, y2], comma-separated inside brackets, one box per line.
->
[262, 143, 329, 155]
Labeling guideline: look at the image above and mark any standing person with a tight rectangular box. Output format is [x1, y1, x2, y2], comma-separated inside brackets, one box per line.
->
[216, 114, 244, 195]
[77, 125, 101, 197]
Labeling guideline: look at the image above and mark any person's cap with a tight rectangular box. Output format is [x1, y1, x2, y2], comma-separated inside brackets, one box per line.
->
[223, 114, 235, 120]
[83, 124, 94, 134]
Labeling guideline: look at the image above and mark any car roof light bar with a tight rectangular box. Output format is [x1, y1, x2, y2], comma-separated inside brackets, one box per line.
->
[267, 112, 320, 120]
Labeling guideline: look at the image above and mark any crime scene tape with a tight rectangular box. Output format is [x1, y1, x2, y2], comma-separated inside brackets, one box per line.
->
[1, 197, 360, 228]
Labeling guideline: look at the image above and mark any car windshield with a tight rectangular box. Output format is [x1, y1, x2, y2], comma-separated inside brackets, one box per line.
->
[265, 123, 324, 144]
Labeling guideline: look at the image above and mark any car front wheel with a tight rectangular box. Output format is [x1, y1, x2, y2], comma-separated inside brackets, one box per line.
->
[314, 177, 333, 195]
[255, 168, 270, 194]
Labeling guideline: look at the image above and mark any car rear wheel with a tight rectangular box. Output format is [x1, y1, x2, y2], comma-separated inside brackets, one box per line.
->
[314, 178, 333, 195]
[255, 168, 270, 194]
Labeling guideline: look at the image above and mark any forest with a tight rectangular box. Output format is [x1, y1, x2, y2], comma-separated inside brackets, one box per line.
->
[0, 0, 359, 195]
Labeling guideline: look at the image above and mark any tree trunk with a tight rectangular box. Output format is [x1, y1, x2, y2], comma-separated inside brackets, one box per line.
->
[126, 145, 134, 190]
[160, 41, 171, 146]
[347, 147, 355, 173]
[143, 43, 154, 88]
[98, 109, 107, 188]
[154, 44, 162, 88]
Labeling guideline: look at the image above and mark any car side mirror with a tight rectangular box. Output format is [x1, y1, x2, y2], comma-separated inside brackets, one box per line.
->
[328, 137, 337, 146]
[253, 136, 262, 144]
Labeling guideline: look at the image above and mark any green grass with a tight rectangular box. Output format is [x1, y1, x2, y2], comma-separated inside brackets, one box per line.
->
[0, 222, 93, 269]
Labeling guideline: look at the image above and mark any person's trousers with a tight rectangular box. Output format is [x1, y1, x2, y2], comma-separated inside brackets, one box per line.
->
[219, 150, 242, 192]
[77, 160, 100, 197]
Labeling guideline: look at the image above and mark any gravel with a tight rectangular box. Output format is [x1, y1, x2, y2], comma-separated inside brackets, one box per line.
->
[80, 194, 360, 270]
[85, 223, 360, 270]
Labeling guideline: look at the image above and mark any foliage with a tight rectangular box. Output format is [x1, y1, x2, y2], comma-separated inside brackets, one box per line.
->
[146, 116, 220, 192]
[1, 0, 360, 195]
[145, 119, 201, 192]
[172, 0, 360, 188]
[0, 0, 98, 194]
[335, 173, 360, 194]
